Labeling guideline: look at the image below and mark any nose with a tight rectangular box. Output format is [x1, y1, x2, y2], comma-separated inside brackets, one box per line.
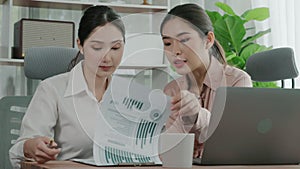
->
[171, 40, 182, 56]
[99, 50, 112, 63]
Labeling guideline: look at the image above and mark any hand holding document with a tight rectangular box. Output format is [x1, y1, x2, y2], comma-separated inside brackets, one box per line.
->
[74, 76, 171, 166]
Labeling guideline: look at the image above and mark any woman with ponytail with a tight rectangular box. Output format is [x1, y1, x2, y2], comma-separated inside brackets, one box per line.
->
[160, 3, 252, 158]
[9, 5, 125, 168]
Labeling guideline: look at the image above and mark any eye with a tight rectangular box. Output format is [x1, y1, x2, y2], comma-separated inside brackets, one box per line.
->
[92, 47, 102, 51]
[180, 38, 190, 43]
[163, 40, 171, 46]
[164, 42, 171, 46]
[112, 44, 122, 50]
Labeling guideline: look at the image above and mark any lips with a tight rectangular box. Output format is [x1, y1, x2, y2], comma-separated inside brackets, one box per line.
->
[99, 65, 112, 71]
[173, 59, 187, 68]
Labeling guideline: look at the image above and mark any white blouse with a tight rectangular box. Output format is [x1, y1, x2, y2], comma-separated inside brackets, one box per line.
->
[9, 61, 101, 169]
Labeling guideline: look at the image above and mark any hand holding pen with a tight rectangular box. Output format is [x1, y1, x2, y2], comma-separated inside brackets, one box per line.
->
[23, 136, 61, 164]
[47, 139, 58, 149]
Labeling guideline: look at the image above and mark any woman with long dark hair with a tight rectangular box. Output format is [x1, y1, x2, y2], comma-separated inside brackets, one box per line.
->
[160, 3, 252, 157]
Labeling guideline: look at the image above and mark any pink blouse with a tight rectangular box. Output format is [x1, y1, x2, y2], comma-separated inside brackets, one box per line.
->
[163, 56, 253, 152]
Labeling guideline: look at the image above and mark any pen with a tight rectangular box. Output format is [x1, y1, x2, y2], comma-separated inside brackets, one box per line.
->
[47, 139, 58, 149]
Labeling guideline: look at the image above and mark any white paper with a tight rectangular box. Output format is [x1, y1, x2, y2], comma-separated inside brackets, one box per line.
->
[74, 76, 171, 166]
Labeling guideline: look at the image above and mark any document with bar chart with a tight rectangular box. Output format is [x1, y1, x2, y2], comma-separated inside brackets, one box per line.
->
[74, 76, 171, 166]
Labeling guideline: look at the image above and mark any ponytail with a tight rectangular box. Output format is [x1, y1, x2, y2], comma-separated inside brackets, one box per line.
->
[68, 51, 84, 71]
[211, 39, 227, 65]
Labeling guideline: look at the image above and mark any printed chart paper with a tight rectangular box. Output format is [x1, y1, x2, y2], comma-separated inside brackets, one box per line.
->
[74, 76, 171, 166]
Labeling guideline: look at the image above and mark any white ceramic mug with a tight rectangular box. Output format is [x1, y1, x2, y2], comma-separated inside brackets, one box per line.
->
[159, 133, 195, 168]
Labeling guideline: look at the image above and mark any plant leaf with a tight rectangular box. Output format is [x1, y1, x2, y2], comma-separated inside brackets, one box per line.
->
[206, 10, 222, 25]
[242, 28, 271, 48]
[241, 7, 269, 21]
[226, 52, 237, 61]
[215, 2, 236, 15]
[240, 43, 268, 61]
[214, 15, 246, 54]
[227, 55, 246, 69]
[208, 3, 272, 73]
[252, 81, 279, 88]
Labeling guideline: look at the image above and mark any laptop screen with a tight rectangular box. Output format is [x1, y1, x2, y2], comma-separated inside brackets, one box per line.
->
[200, 87, 300, 165]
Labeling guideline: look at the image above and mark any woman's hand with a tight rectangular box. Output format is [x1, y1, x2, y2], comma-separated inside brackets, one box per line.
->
[171, 90, 201, 120]
[23, 137, 61, 164]
[170, 90, 203, 157]
[193, 139, 204, 158]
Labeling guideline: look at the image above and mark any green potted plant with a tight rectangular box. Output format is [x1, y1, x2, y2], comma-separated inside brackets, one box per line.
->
[206, 2, 277, 87]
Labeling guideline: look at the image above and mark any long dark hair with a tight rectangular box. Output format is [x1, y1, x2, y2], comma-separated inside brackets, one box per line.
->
[160, 3, 226, 65]
[68, 5, 125, 70]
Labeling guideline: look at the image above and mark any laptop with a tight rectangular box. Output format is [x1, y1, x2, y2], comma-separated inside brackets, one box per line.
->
[193, 87, 300, 165]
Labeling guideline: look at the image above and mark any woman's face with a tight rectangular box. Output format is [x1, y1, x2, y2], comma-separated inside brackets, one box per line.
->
[161, 17, 213, 75]
[78, 23, 124, 78]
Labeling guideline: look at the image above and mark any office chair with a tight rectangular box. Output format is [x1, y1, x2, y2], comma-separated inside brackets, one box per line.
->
[24, 46, 79, 80]
[0, 96, 32, 169]
[245, 47, 299, 88]
[0, 46, 79, 169]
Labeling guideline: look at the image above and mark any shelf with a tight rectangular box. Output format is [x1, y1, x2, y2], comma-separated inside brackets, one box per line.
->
[13, 0, 168, 13]
[0, 58, 24, 66]
[0, 58, 167, 69]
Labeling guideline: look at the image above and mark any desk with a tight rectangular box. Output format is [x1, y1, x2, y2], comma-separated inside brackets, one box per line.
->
[21, 161, 300, 169]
